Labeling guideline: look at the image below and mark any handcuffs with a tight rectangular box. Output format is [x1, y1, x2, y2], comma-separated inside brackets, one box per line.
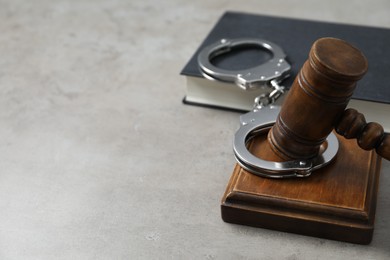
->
[198, 38, 339, 178]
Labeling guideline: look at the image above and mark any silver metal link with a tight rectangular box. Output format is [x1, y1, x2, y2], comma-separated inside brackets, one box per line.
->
[253, 80, 285, 110]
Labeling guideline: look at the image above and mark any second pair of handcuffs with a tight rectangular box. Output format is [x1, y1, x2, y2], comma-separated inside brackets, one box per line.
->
[197, 38, 339, 178]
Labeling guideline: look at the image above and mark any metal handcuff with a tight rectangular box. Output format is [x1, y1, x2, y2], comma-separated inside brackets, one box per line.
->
[198, 38, 339, 178]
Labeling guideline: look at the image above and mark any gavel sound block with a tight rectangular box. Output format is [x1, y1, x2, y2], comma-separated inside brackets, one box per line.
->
[221, 38, 386, 244]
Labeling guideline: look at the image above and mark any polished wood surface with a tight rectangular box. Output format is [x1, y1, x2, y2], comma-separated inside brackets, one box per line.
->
[221, 132, 381, 244]
[268, 38, 368, 160]
[336, 108, 390, 160]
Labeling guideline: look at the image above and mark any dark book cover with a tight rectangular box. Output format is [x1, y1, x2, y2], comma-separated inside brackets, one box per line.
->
[181, 11, 390, 104]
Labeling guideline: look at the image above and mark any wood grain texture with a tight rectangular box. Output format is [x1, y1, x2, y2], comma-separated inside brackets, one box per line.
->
[221, 132, 381, 244]
[336, 108, 390, 160]
[268, 38, 368, 160]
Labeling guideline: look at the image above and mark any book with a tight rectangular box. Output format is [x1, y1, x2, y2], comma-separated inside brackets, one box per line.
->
[180, 11, 390, 132]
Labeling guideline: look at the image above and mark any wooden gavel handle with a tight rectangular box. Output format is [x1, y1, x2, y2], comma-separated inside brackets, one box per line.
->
[336, 108, 390, 160]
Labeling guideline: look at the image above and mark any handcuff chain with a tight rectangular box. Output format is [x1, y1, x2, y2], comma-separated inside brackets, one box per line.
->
[253, 79, 285, 110]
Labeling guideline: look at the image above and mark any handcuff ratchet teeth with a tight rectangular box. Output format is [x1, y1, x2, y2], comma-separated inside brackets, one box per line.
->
[197, 38, 291, 91]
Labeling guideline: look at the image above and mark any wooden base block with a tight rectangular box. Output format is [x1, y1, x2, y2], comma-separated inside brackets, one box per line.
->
[221, 133, 382, 244]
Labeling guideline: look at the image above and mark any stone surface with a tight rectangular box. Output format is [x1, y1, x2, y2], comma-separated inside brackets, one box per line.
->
[0, 0, 389, 259]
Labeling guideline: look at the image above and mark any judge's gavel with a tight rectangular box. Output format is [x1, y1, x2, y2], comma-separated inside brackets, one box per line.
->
[268, 37, 390, 161]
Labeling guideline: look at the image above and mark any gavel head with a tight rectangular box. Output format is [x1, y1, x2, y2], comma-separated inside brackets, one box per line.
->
[268, 37, 368, 160]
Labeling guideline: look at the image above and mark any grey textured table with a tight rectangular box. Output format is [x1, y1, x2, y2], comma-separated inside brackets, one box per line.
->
[0, 1, 389, 259]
